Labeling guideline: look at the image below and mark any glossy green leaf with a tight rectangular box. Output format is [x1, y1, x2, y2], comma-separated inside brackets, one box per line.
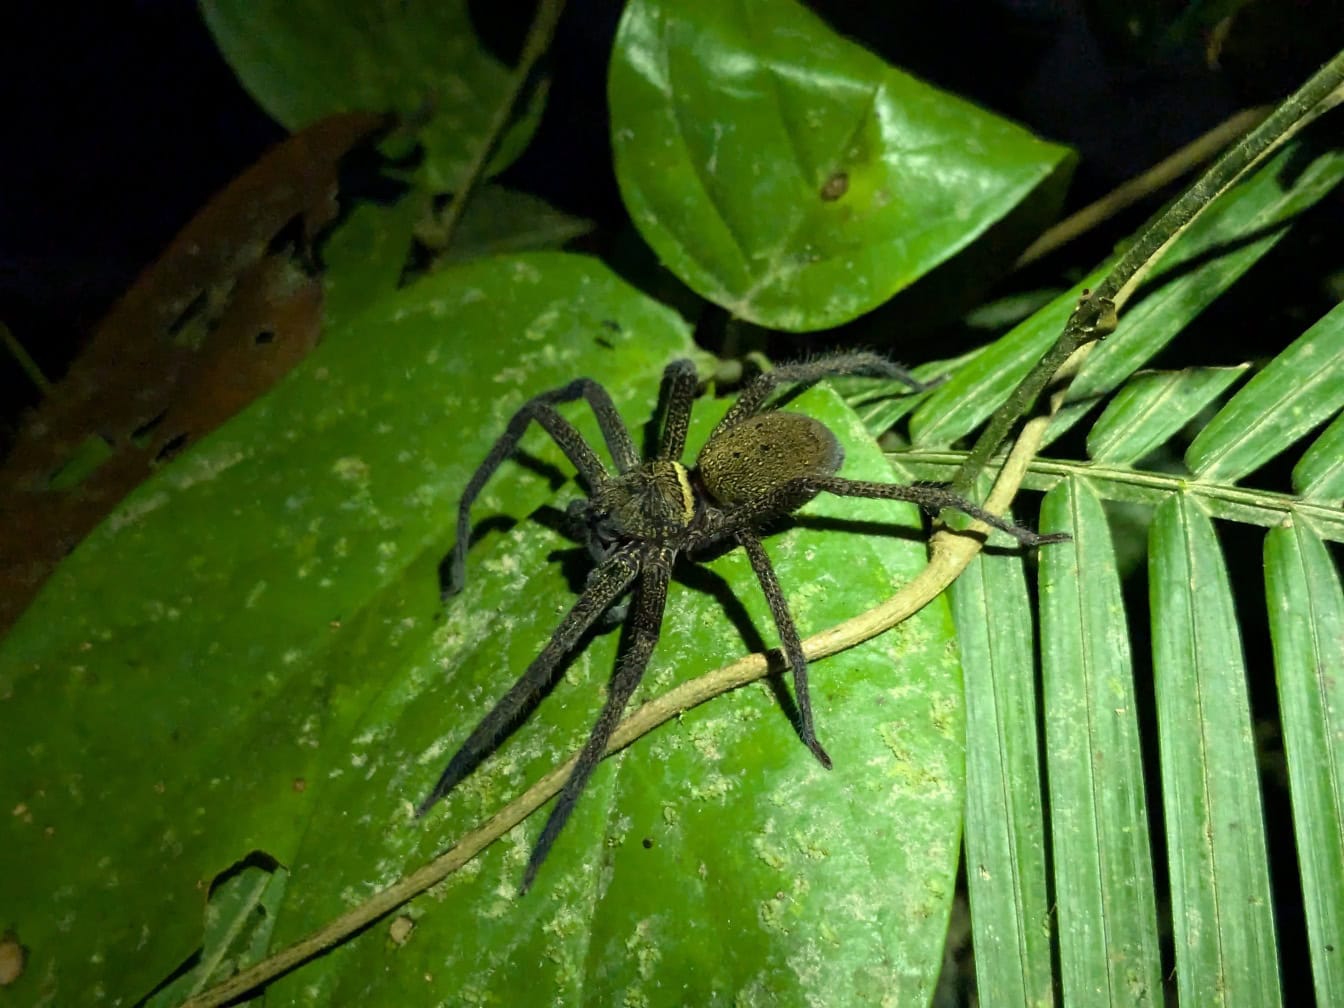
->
[145, 859, 288, 1007]
[321, 194, 424, 332]
[950, 521, 1054, 1008]
[262, 381, 964, 1006]
[609, 0, 1070, 330]
[1149, 496, 1281, 1006]
[1264, 520, 1344, 1006]
[0, 253, 692, 1004]
[0, 257, 966, 1004]
[435, 185, 596, 264]
[1087, 366, 1248, 465]
[199, 0, 542, 191]
[1187, 298, 1344, 483]
[1038, 478, 1161, 1005]
[910, 268, 1105, 448]
[1293, 408, 1344, 501]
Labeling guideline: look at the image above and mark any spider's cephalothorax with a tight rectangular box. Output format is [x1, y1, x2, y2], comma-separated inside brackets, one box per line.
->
[418, 353, 1066, 891]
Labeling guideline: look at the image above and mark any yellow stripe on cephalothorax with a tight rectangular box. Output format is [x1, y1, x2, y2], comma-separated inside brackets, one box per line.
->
[671, 461, 695, 523]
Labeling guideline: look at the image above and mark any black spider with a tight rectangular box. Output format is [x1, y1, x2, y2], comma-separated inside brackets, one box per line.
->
[418, 352, 1064, 891]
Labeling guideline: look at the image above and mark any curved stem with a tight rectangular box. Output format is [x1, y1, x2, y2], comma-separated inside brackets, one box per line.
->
[953, 48, 1344, 497]
[429, 0, 566, 252]
[180, 391, 1054, 1008]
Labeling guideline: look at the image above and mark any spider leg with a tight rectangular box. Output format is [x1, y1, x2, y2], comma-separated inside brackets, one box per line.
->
[654, 359, 700, 462]
[519, 547, 673, 893]
[736, 531, 832, 769]
[714, 352, 937, 435]
[809, 476, 1070, 546]
[416, 545, 641, 817]
[446, 378, 639, 597]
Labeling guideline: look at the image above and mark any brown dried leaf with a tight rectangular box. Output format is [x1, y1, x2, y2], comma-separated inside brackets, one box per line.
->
[0, 111, 386, 634]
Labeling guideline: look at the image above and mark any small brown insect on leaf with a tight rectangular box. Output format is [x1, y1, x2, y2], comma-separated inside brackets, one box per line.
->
[820, 172, 849, 201]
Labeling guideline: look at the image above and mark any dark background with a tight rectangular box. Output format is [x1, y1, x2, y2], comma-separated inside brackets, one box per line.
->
[3, 0, 1339, 442]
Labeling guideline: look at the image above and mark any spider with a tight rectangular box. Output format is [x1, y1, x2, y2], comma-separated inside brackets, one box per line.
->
[417, 352, 1065, 891]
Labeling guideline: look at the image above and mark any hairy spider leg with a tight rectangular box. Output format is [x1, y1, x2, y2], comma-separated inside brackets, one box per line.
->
[701, 474, 1068, 548]
[520, 547, 673, 893]
[808, 477, 1070, 546]
[654, 359, 700, 462]
[416, 545, 641, 817]
[735, 530, 832, 769]
[445, 378, 641, 596]
[713, 351, 936, 435]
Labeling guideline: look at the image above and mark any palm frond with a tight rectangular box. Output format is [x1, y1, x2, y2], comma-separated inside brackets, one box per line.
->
[864, 135, 1344, 1004]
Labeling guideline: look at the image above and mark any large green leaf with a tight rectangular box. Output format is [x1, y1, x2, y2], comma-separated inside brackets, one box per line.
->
[1264, 520, 1344, 1006]
[1, 252, 964, 1004]
[609, 0, 1070, 330]
[1149, 496, 1280, 1006]
[0, 253, 686, 1003]
[949, 521, 1055, 1008]
[1186, 298, 1344, 483]
[260, 380, 964, 1006]
[1039, 479, 1161, 1005]
[199, 0, 542, 191]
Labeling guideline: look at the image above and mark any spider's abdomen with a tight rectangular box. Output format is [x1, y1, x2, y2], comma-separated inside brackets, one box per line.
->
[696, 412, 843, 506]
[591, 459, 696, 541]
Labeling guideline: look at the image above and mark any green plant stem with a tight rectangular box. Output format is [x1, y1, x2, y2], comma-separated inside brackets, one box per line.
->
[952, 47, 1344, 497]
[1013, 105, 1271, 268]
[0, 320, 51, 396]
[431, 0, 566, 250]
[901, 449, 1344, 542]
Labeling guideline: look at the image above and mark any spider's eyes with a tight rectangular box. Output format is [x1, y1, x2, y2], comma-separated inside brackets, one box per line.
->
[696, 412, 843, 505]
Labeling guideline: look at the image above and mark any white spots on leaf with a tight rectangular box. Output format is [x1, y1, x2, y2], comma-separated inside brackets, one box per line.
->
[331, 456, 370, 485]
[107, 490, 170, 531]
[509, 260, 542, 284]
[244, 581, 267, 609]
[169, 446, 247, 491]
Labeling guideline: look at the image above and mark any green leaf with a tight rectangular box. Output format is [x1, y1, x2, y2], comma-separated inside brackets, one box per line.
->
[0, 255, 965, 1004]
[435, 185, 596, 264]
[1149, 495, 1281, 1006]
[1264, 521, 1344, 1006]
[1186, 298, 1344, 483]
[911, 268, 1105, 448]
[321, 194, 424, 332]
[910, 141, 1344, 449]
[951, 522, 1055, 1008]
[1048, 146, 1344, 448]
[1038, 478, 1161, 1005]
[0, 253, 692, 1004]
[1293, 408, 1344, 501]
[1087, 366, 1248, 465]
[144, 859, 288, 1007]
[199, 0, 542, 191]
[263, 382, 964, 1006]
[609, 0, 1070, 330]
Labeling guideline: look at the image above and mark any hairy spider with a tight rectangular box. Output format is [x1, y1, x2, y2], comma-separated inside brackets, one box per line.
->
[418, 352, 1065, 891]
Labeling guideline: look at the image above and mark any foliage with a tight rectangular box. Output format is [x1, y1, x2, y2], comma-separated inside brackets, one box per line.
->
[1, 1, 1340, 1006]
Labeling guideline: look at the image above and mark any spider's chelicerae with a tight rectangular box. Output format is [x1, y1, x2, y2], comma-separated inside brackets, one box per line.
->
[418, 352, 1065, 891]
